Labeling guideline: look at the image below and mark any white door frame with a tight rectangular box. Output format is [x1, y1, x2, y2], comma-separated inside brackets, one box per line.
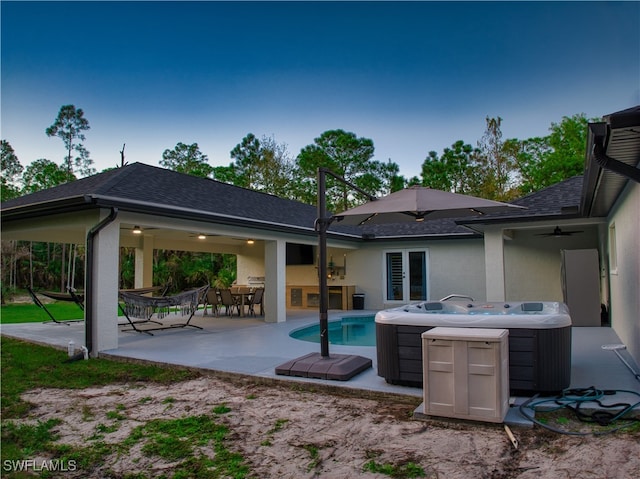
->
[382, 248, 429, 304]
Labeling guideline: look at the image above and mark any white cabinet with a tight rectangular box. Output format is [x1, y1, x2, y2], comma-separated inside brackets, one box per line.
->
[422, 327, 509, 423]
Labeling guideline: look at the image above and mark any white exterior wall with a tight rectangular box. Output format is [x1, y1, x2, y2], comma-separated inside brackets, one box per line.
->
[236, 242, 265, 285]
[344, 244, 383, 307]
[134, 234, 154, 288]
[607, 183, 640, 364]
[484, 228, 506, 301]
[428, 240, 486, 301]
[504, 234, 563, 301]
[344, 239, 486, 309]
[504, 228, 599, 302]
[263, 239, 286, 323]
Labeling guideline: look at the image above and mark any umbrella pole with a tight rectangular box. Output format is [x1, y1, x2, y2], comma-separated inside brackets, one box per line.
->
[316, 167, 376, 357]
[317, 168, 330, 358]
[274, 168, 373, 379]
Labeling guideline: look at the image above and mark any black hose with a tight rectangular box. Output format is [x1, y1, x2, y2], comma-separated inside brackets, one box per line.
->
[63, 352, 86, 363]
[519, 386, 640, 436]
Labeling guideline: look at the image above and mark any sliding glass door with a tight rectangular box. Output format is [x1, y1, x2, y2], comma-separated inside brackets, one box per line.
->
[384, 249, 428, 303]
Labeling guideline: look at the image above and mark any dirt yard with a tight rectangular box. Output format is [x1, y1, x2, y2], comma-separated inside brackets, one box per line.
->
[14, 375, 640, 478]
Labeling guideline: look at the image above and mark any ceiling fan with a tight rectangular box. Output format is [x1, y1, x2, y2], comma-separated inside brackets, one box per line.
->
[536, 226, 584, 237]
[189, 233, 219, 239]
[121, 225, 158, 234]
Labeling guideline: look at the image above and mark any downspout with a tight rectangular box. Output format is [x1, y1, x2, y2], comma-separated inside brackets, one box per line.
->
[85, 207, 118, 356]
[593, 141, 640, 183]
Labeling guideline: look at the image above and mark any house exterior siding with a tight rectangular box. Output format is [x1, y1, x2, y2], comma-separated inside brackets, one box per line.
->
[607, 183, 640, 361]
[344, 240, 486, 309]
[504, 227, 600, 302]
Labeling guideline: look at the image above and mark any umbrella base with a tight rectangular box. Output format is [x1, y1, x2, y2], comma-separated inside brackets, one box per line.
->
[275, 352, 372, 381]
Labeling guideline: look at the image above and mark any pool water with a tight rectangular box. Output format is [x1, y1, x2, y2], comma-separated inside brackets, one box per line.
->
[290, 315, 376, 346]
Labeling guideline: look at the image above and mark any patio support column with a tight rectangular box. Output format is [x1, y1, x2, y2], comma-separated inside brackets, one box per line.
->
[484, 227, 506, 301]
[134, 234, 154, 288]
[87, 218, 120, 354]
[263, 239, 286, 323]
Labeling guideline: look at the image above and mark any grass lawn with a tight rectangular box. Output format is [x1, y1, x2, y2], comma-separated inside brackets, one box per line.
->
[0, 337, 253, 478]
[1, 301, 196, 324]
[1, 336, 201, 418]
[1, 302, 85, 324]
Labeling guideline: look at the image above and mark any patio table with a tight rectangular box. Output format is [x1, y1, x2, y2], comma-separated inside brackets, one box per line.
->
[231, 291, 253, 317]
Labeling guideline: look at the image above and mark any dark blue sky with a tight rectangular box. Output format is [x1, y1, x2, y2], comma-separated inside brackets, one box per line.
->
[2, 1, 638, 178]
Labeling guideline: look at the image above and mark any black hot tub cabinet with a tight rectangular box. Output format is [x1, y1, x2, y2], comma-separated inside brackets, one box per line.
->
[375, 301, 572, 394]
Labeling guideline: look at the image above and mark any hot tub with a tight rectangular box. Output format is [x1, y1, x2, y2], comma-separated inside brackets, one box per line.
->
[375, 301, 572, 393]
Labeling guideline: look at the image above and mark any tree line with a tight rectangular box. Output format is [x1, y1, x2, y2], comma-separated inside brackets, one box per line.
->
[3, 105, 594, 208]
[1, 104, 595, 299]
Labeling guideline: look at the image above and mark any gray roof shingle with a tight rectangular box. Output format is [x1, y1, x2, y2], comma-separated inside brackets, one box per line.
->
[510, 176, 584, 216]
[2, 163, 585, 240]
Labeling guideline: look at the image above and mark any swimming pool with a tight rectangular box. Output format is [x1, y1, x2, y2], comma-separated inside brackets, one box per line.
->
[290, 315, 376, 346]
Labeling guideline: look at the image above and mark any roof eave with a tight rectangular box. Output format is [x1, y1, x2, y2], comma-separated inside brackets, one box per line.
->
[456, 212, 584, 232]
[581, 107, 640, 217]
[1, 195, 96, 221]
[360, 231, 482, 242]
[91, 194, 328, 237]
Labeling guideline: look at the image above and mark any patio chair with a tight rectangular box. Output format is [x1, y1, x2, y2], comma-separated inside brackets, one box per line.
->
[247, 288, 264, 316]
[26, 285, 84, 324]
[219, 288, 240, 316]
[203, 288, 221, 316]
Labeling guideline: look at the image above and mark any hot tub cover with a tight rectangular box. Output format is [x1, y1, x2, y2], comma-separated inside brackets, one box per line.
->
[375, 301, 571, 329]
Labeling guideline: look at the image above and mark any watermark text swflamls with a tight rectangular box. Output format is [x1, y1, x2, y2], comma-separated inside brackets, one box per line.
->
[3, 459, 77, 472]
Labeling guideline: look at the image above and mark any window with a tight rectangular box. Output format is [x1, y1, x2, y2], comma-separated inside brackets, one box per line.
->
[608, 223, 617, 274]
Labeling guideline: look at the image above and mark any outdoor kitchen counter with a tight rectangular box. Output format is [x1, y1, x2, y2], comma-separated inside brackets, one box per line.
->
[286, 285, 356, 310]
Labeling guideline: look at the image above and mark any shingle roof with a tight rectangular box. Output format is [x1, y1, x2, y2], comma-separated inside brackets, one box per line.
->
[2, 163, 325, 231]
[511, 176, 584, 216]
[455, 176, 585, 229]
[1, 163, 585, 240]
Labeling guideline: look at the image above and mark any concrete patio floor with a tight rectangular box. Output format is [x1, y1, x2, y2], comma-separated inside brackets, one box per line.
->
[2, 308, 639, 418]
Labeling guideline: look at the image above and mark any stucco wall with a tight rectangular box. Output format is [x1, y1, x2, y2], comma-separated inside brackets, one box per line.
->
[608, 183, 640, 365]
[427, 240, 486, 302]
[343, 244, 384, 308]
[342, 239, 486, 310]
[236, 243, 265, 285]
[285, 264, 317, 285]
[341, 229, 604, 312]
[504, 228, 599, 302]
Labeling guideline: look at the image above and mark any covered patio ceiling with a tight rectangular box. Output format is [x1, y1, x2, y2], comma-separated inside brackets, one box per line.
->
[1, 212, 271, 252]
[118, 223, 263, 250]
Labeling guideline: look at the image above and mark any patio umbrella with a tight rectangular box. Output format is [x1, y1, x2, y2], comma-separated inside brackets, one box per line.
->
[333, 186, 525, 226]
[276, 171, 526, 382]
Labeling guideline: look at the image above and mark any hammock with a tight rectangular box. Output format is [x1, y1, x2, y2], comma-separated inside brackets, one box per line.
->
[39, 289, 85, 305]
[118, 285, 209, 335]
[26, 286, 84, 325]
